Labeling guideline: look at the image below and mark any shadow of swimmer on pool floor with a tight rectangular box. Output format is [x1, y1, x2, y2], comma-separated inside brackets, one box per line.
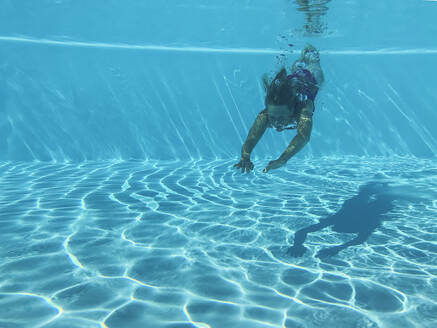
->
[288, 181, 422, 259]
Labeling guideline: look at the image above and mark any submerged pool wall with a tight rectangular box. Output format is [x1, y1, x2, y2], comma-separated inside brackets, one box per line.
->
[1, 0, 436, 162]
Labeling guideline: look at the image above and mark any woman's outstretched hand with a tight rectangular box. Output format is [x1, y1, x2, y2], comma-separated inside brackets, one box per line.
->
[263, 159, 284, 173]
[234, 157, 254, 173]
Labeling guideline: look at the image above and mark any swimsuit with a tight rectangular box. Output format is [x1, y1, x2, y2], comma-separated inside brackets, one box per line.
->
[269, 67, 320, 131]
[287, 68, 319, 103]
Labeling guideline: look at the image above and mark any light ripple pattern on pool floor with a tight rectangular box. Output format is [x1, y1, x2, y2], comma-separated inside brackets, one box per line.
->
[0, 157, 437, 328]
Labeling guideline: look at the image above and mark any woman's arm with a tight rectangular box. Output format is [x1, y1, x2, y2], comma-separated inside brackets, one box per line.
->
[278, 101, 313, 163]
[241, 109, 269, 159]
[234, 109, 269, 173]
[262, 102, 313, 173]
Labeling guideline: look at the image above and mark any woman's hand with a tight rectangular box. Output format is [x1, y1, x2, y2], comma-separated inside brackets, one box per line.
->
[234, 157, 254, 173]
[263, 159, 285, 173]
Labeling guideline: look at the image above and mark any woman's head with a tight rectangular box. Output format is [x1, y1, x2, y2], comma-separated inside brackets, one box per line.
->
[301, 44, 320, 63]
[263, 68, 298, 130]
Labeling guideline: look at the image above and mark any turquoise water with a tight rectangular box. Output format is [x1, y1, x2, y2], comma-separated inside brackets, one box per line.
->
[1, 1, 437, 327]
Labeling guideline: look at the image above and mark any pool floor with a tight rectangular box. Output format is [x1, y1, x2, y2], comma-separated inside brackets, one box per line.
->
[1, 157, 436, 328]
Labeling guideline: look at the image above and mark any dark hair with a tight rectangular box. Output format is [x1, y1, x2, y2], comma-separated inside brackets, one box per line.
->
[263, 68, 296, 108]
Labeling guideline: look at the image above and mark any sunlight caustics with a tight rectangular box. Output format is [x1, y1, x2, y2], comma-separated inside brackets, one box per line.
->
[0, 159, 436, 327]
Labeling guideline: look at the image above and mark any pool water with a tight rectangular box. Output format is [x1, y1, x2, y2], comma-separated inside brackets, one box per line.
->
[1, 1, 437, 327]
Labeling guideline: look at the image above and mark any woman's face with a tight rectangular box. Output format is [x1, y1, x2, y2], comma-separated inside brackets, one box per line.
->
[303, 48, 320, 63]
[267, 104, 294, 129]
